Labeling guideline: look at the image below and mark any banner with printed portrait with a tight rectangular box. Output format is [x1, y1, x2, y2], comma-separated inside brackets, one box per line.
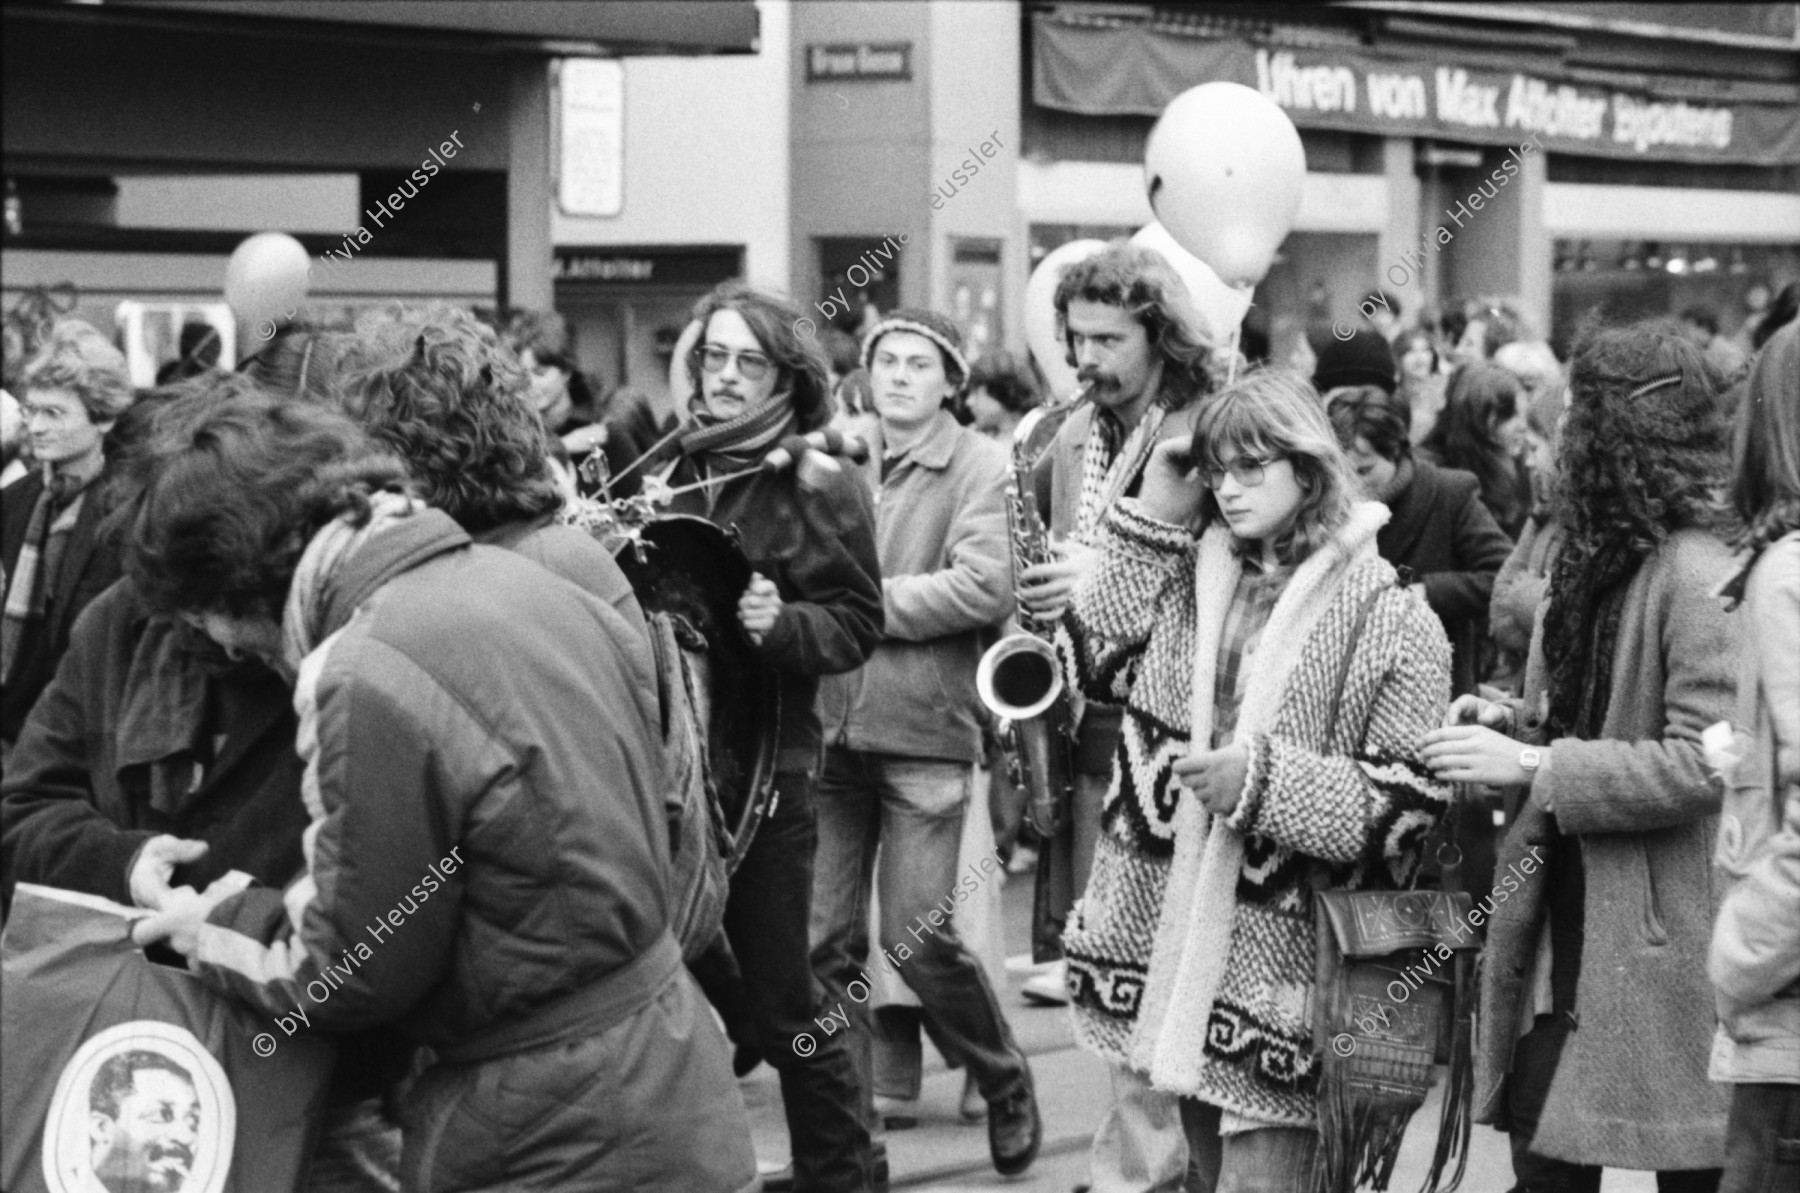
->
[0, 886, 335, 1193]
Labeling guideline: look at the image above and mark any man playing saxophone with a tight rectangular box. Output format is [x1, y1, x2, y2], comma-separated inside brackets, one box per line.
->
[1016, 241, 1217, 1193]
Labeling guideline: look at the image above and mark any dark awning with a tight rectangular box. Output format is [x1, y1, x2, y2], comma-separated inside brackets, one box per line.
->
[1032, 11, 1800, 166]
[100, 0, 758, 56]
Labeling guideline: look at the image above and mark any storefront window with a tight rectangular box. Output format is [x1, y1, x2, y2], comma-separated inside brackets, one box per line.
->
[1551, 239, 1800, 355]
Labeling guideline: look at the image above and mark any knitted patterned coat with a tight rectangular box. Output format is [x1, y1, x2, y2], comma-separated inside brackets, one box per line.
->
[1055, 498, 1453, 1125]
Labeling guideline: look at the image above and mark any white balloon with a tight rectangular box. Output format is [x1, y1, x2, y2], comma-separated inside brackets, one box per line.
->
[1129, 223, 1254, 346]
[1143, 83, 1306, 288]
[223, 232, 311, 334]
[667, 317, 703, 412]
[1023, 239, 1107, 404]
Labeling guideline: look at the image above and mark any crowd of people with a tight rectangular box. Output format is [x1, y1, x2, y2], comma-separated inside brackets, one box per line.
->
[0, 244, 1794, 1193]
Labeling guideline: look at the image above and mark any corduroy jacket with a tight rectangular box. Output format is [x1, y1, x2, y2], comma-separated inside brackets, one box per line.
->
[818, 410, 1012, 762]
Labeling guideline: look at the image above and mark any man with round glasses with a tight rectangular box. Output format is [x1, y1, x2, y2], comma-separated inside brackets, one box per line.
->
[665, 280, 885, 1192]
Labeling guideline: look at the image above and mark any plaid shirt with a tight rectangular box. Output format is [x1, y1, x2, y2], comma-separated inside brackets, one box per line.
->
[1209, 554, 1281, 750]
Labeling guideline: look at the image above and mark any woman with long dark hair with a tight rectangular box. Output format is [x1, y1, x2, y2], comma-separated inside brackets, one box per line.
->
[1709, 321, 1800, 1193]
[1396, 327, 1447, 446]
[1421, 360, 1531, 536]
[1422, 320, 1739, 1189]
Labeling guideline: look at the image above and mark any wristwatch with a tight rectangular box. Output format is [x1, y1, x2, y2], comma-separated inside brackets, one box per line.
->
[1518, 747, 1542, 773]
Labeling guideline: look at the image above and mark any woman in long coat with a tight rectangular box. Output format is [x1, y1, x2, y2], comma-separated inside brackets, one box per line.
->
[1422, 321, 1739, 1187]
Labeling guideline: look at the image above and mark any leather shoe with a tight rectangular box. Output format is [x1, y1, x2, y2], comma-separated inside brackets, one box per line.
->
[987, 1072, 1041, 1175]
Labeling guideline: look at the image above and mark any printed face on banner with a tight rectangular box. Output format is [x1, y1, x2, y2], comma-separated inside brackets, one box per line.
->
[43, 1021, 234, 1193]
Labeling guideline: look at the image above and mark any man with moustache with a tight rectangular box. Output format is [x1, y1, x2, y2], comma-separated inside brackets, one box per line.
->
[1020, 242, 1214, 1193]
[663, 281, 885, 1192]
[813, 310, 1041, 1177]
[84, 1052, 199, 1193]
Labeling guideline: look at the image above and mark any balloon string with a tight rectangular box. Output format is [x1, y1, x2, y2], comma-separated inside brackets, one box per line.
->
[609, 423, 688, 485]
[1227, 324, 1241, 388]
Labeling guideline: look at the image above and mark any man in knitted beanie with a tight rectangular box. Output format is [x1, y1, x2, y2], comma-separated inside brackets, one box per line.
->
[819, 306, 1044, 1176]
[1313, 328, 1398, 396]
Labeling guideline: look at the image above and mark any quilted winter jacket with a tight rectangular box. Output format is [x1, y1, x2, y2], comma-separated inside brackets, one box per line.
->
[190, 509, 754, 1192]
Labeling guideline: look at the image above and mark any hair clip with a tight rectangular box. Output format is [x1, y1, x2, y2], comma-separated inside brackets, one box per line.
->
[1625, 374, 1682, 402]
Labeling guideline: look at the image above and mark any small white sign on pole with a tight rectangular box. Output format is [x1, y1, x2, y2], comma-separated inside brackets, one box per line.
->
[558, 59, 624, 218]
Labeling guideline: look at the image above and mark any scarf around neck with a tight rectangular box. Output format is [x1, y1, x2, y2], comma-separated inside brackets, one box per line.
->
[679, 396, 799, 475]
[1075, 403, 1168, 542]
[1540, 534, 1647, 742]
[280, 491, 423, 679]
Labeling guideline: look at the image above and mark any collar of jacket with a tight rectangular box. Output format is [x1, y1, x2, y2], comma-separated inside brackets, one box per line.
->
[875, 407, 962, 475]
[314, 508, 471, 644]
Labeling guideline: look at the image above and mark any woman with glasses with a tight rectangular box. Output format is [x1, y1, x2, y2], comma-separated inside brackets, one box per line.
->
[1053, 369, 1453, 1186]
[662, 280, 886, 1193]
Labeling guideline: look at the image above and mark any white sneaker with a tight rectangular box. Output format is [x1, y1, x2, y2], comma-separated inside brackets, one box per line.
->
[1021, 960, 1069, 1006]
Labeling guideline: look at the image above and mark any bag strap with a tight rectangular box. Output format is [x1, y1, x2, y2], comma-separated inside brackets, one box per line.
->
[1329, 575, 1389, 724]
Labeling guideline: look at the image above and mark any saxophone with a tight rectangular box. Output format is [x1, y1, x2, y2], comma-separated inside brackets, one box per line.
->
[976, 408, 1077, 837]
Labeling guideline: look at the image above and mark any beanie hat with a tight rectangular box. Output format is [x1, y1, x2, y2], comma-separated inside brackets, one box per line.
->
[1313, 329, 1397, 395]
[861, 308, 970, 389]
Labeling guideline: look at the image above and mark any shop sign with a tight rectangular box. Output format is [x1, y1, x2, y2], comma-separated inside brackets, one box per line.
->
[1032, 17, 1800, 165]
[805, 42, 912, 82]
[553, 246, 742, 286]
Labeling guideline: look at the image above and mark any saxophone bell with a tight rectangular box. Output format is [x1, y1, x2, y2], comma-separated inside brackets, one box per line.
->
[977, 633, 1063, 722]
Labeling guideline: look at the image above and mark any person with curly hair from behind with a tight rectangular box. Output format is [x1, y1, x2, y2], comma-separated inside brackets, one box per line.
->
[1422, 319, 1740, 1192]
[335, 303, 647, 639]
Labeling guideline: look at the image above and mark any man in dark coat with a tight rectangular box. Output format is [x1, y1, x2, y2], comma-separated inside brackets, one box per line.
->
[1, 319, 134, 747]
[1326, 384, 1513, 697]
[662, 281, 885, 1193]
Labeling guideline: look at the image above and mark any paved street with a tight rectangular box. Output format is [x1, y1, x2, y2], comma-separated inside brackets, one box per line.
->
[739, 861, 1659, 1192]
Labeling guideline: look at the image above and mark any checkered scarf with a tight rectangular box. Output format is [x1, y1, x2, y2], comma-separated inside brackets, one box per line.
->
[1, 476, 91, 684]
[1208, 559, 1280, 749]
[1073, 404, 1168, 543]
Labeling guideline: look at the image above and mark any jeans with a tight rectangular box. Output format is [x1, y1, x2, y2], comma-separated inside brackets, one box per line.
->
[1507, 1013, 1721, 1193]
[1179, 1098, 1318, 1193]
[708, 769, 874, 1193]
[811, 749, 1030, 1107]
[1087, 1061, 1193, 1193]
[1719, 1083, 1800, 1193]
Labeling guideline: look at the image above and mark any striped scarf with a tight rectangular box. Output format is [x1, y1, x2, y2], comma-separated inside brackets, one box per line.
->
[1074, 404, 1168, 543]
[1, 477, 91, 684]
[679, 396, 798, 476]
[279, 491, 424, 684]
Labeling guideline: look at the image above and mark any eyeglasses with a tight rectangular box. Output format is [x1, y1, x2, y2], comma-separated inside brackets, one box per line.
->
[698, 345, 774, 382]
[1201, 455, 1282, 491]
[22, 403, 77, 426]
